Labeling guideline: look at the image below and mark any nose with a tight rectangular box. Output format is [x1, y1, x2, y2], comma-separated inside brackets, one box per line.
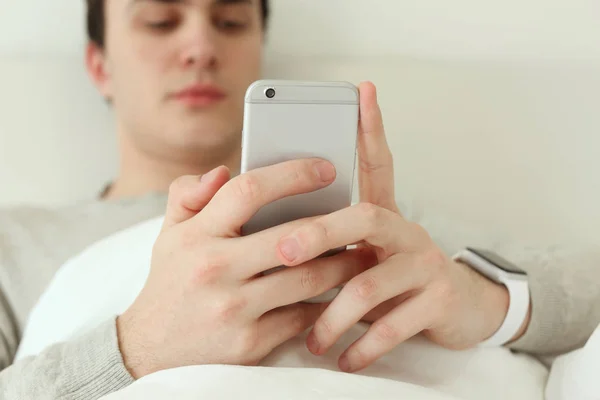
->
[179, 20, 218, 70]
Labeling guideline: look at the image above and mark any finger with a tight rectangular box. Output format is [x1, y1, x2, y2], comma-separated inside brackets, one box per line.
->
[305, 254, 426, 356]
[357, 82, 399, 214]
[360, 290, 413, 323]
[256, 302, 330, 355]
[244, 247, 378, 314]
[337, 292, 434, 373]
[276, 203, 417, 267]
[162, 166, 231, 231]
[231, 216, 321, 279]
[199, 158, 336, 237]
[229, 211, 367, 280]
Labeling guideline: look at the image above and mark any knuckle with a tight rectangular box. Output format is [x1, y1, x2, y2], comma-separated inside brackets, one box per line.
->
[358, 157, 384, 173]
[193, 262, 221, 286]
[372, 321, 400, 343]
[289, 306, 308, 332]
[314, 318, 334, 338]
[231, 174, 262, 201]
[193, 249, 228, 285]
[300, 267, 325, 293]
[297, 219, 329, 249]
[357, 201, 379, 218]
[211, 294, 248, 323]
[311, 219, 331, 241]
[408, 222, 432, 242]
[232, 326, 259, 358]
[419, 248, 448, 273]
[357, 202, 380, 232]
[358, 148, 393, 173]
[350, 275, 380, 302]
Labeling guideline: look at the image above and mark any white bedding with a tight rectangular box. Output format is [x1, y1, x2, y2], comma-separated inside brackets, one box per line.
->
[16, 216, 549, 400]
[100, 365, 463, 400]
[546, 322, 600, 400]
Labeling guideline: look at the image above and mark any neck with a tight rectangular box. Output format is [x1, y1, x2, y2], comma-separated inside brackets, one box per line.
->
[104, 129, 240, 200]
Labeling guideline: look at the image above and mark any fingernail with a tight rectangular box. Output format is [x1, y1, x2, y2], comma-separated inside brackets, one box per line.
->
[279, 237, 300, 262]
[200, 168, 219, 183]
[314, 161, 336, 182]
[306, 332, 321, 354]
[339, 354, 352, 372]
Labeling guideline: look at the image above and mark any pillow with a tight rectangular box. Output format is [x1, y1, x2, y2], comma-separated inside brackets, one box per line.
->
[99, 365, 463, 400]
[546, 322, 600, 400]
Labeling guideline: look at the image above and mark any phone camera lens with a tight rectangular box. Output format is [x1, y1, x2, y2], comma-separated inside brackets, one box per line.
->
[265, 88, 276, 99]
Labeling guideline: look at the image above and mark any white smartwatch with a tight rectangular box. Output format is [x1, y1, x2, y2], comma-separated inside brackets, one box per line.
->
[452, 248, 530, 347]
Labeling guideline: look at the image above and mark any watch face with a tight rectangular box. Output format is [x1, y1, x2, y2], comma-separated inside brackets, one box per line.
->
[467, 248, 527, 275]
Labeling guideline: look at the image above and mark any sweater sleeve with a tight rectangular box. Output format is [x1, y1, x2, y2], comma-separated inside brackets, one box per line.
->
[0, 286, 19, 373]
[410, 207, 600, 357]
[0, 318, 134, 400]
[505, 246, 600, 356]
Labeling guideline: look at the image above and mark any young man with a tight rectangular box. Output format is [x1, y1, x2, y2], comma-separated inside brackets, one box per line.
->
[0, 0, 598, 398]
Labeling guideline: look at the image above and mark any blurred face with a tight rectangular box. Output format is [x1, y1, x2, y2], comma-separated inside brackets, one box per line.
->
[89, 0, 264, 163]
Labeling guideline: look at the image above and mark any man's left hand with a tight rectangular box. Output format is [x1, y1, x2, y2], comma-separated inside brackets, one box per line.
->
[275, 82, 524, 373]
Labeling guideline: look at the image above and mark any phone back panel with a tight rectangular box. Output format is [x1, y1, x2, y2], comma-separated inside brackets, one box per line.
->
[241, 80, 359, 236]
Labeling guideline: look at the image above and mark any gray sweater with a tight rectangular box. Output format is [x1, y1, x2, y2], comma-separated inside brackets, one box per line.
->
[0, 194, 598, 399]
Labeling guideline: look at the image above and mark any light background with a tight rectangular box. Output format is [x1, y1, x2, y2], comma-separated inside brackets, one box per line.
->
[0, 0, 598, 247]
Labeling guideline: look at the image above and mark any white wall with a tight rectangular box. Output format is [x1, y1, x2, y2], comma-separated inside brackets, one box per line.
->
[267, 0, 600, 61]
[0, 2, 85, 56]
[1, 0, 599, 60]
[0, 57, 116, 204]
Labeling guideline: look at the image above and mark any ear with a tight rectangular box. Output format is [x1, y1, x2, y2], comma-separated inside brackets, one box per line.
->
[85, 42, 113, 101]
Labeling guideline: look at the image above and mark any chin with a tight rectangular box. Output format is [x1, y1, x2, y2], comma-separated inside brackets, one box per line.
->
[167, 121, 241, 156]
[142, 105, 242, 160]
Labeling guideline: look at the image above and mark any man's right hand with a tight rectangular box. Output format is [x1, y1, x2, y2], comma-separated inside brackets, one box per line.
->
[117, 159, 376, 379]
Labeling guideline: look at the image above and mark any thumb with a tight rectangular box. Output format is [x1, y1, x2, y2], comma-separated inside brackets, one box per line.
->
[162, 166, 230, 231]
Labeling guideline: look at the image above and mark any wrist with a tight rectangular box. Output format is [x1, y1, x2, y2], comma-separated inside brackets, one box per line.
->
[453, 248, 531, 347]
[472, 265, 512, 342]
[116, 310, 157, 379]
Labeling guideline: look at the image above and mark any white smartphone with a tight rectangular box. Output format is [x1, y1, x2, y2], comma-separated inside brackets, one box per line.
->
[240, 80, 360, 303]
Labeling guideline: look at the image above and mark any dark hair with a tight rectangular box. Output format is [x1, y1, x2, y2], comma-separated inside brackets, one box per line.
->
[86, 0, 270, 48]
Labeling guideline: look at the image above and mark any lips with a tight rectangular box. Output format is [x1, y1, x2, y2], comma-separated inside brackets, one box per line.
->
[171, 83, 226, 107]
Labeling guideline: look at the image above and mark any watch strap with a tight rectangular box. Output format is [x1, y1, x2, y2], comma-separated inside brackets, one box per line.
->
[478, 278, 530, 346]
[452, 249, 530, 347]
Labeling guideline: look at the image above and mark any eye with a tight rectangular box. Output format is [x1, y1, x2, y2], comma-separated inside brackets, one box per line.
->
[215, 18, 248, 32]
[146, 20, 177, 31]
